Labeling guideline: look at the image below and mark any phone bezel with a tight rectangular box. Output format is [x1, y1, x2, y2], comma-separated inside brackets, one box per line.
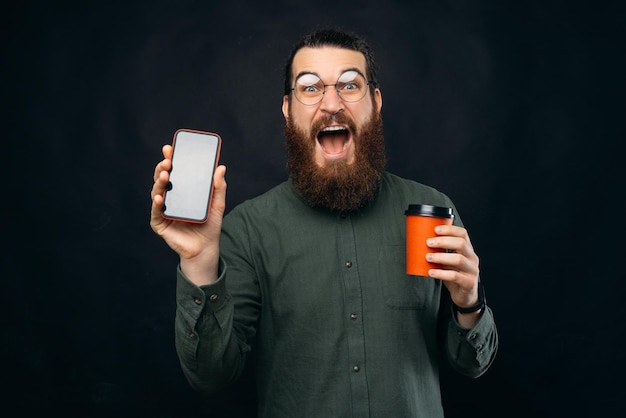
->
[161, 128, 222, 223]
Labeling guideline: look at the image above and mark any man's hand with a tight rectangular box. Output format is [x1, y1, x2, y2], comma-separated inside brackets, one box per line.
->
[150, 144, 227, 286]
[425, 224, 482, 328]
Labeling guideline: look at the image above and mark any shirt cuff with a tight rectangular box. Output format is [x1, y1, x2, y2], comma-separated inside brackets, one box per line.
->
[450, 305, 493, 345]
[176, 257, 229, 318]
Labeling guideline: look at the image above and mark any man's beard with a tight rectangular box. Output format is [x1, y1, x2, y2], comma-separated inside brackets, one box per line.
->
[284, 108, 386, 213]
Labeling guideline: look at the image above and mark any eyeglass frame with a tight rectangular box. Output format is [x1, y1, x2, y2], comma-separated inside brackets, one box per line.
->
[289, 69, 374, 106]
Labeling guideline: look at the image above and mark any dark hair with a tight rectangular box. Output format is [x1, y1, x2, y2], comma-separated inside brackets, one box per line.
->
[283, 28, 379, 96]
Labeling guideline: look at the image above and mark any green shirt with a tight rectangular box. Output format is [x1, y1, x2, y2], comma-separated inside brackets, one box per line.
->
[175, 171, 498, 417]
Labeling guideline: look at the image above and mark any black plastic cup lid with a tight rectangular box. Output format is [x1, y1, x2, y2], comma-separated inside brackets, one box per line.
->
[405, 204, 454, 218]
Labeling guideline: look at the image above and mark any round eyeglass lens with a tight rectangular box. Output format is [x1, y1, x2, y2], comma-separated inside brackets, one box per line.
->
[293, 71, 369, 105]
[294, 74, 323, 105]
[336, 71, 368, 102]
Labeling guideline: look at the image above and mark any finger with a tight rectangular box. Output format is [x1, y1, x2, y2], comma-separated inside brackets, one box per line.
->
[162, 144, 173, 159]
[150, 169, 169, 213]
[152, 145, 173, 182]
[434, 224, 468, 238]
[150, 192, 165, 230]
[428, 260, 477, 283]
[426, 236, 465, 253]
[427, 251, 468, 271]
[210, 165, 227, 215]
[150, 181, 170, 233]
[427, 251, 479, 280]
[152, 156, 172, 183]
[150, 169, 170, 201]
[428, 267, 465, 282]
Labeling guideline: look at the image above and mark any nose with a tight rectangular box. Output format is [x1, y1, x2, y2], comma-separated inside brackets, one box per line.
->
[319, 85, 344, 114]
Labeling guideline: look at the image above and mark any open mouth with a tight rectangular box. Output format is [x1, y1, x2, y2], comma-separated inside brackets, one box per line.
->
[317, 125, 352, 159]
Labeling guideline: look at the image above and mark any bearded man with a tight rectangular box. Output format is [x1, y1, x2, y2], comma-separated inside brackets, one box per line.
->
[150, 28, 498, 418]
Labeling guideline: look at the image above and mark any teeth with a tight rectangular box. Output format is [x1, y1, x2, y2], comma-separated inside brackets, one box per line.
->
[321, 126, 347, 132]
[318, 125, 349, 154]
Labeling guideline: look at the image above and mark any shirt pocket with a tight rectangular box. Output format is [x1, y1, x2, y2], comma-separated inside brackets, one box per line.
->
[377, 244, 428, 310]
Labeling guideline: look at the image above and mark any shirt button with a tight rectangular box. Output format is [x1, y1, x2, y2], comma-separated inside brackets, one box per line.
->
[469, 333, 477, 340]
[193, 297, 202, 305]
[345, 261, 353, 268]
[350, 313, 358, 320]
[209, 294, 218, 302]
[353, 365, 360, 373]
[189, 333, 197, 340]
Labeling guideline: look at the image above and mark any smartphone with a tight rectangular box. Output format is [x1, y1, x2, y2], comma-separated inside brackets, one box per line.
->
[162, 129, 222, 223]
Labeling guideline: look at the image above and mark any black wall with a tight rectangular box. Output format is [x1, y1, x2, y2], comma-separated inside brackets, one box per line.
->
[4, 1, 624, 416]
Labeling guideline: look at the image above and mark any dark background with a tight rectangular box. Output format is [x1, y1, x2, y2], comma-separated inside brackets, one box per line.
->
[3, 0, 624, 416]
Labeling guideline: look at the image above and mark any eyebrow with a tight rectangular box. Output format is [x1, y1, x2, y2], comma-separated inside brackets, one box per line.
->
[294, 67, 366, 83]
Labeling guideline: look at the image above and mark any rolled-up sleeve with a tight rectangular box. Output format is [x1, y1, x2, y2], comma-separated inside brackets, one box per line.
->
[446, 305, 498, 378]
[174, 258, 249, 394]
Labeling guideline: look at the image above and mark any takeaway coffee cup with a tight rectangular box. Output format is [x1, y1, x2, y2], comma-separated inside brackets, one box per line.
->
[405, 204, 454, 276]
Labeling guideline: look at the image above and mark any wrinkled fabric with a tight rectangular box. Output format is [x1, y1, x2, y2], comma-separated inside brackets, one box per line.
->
[175, 172, 498, 417]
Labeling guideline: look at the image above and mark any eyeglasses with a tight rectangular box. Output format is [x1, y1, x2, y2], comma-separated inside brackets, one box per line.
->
[291, 70, 370, 106]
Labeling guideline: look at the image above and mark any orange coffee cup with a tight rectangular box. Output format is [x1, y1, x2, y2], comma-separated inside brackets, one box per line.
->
[405, 204, 454, 276]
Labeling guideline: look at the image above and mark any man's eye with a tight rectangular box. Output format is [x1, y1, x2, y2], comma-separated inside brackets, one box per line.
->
[342, 82, 358, 90]
[303, 85, 319, 93]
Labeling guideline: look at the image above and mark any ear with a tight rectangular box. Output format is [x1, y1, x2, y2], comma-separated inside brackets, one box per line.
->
[282, 95, 290, 120]
[374, 88, 383, 113]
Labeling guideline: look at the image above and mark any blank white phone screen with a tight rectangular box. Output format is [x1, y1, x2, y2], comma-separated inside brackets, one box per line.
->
[163, 131, 219, 222]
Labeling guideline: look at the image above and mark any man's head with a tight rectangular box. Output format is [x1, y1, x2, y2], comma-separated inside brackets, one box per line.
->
[282, 29, 386, 213]
[283, 29, 380, 99]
